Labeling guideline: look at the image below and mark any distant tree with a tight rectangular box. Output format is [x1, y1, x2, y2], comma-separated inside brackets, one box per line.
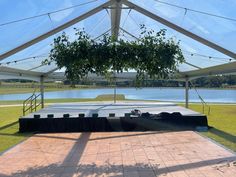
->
[191, 75, 236, 88]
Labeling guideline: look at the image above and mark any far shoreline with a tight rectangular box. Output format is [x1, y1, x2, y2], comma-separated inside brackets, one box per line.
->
[0, 86, 236, 96]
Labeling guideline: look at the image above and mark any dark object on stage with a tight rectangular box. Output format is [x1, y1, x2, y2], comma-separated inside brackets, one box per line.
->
[131, 109, 141, 116]
[141, 112, 151, 118]
[155, 112, 208, 127]
[124, 113, 131, 117]
[155, 112, 182, 119]
[109, 113, 115, 117]
[47, 114, 54, 118]
[92, 113, 98, 118]
[63, 114, 70, 118]
[34, 114, 40, 119]
[79, 113, 85, 118]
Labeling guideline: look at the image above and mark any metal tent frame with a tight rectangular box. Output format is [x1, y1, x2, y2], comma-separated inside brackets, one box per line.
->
[0, 0, 236, 108]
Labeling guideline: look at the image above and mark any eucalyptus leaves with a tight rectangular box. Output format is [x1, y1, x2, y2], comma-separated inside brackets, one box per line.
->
[48, 27, 184, 84]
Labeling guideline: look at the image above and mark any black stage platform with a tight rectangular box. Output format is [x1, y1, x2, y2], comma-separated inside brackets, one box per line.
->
[19, 102, 208, 132]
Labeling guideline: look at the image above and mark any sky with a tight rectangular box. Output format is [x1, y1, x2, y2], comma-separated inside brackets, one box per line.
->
[0, 0, 236, 73]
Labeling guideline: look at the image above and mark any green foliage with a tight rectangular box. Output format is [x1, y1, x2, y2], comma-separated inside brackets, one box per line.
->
[48, 27, 184, 84]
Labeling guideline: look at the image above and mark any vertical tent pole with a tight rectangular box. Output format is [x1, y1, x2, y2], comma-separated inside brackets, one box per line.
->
[114, 84, 116, 104]
[114, 73, 116, 104]
[185, 77, 189, 108]
[40, 76, 44, 109]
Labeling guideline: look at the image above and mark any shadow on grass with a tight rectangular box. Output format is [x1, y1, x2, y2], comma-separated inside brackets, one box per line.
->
[0, 121, 32, 138]
[208, 127, 236, 144]
[0, 121, 33, 154]
[0, 121, 18, 131]
[0, 132, 33, 138]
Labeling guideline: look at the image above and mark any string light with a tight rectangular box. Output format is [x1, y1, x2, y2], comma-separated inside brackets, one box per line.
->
[182, 50, 234, 62]
[0, 55, 48, 66]
[0, 0, 98, 27]
[154, 0, 236, 22]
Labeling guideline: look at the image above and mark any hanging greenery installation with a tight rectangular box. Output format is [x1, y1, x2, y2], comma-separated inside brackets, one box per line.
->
[48, 26, 185, 84]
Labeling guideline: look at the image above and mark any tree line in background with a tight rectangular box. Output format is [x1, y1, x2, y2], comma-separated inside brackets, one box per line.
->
[1, 75, 236, 89]
[70, 75, 236, 88]
[191, 75, 236, 88]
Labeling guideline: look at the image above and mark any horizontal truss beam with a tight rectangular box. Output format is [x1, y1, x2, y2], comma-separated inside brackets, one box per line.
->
[178, 61, 236, 79]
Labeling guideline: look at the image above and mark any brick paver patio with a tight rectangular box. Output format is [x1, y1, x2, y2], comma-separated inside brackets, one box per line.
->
[0, 131, 235, 177]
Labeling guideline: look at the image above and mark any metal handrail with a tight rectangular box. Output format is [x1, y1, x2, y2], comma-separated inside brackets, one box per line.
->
[190, 81, 211, 115]
[31, 94, 42, 112]
[23, 93, 35, 116]
[23, 93, 35, 105]
[23, 92, 42, 116]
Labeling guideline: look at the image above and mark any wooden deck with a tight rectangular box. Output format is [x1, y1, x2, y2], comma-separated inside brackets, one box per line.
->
[0, 131, 235, 177]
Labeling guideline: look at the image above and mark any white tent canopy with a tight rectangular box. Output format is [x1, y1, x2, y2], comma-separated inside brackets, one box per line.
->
[0, 0, 236, 82]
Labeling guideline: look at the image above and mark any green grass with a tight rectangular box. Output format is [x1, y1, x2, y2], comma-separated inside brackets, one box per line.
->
[0, 87, 70, 95]
[95, 94, 125, 101]
[0, 94, 126, 105]
[186, 104, 236, 152]
[0, 82, 101, 95]
[0, 106, 32, 153]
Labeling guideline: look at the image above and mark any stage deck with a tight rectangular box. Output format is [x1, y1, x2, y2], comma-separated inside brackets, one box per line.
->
[22, 101, 203, 118]
[0, 131, 235, 176]
[19, 101, 208, 132]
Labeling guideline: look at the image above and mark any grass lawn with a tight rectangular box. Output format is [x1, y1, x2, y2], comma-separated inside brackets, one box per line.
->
[0, 94, 126, 105]
[0, 98, 235, 153]
[0, 82, 100, 95]
[187, 104, 236, 152]
[0, 87, 74, 95]
[0, 106, 32, 153]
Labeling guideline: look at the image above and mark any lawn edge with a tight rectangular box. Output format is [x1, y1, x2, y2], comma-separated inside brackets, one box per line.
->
[0, 133, 34, 156]
[195, 131, 236, 155]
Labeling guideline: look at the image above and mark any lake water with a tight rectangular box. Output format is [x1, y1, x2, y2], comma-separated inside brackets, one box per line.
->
[0, 88, 236, 103]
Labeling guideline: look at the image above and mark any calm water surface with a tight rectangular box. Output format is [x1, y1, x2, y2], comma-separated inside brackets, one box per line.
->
[0, 88, 236, 103]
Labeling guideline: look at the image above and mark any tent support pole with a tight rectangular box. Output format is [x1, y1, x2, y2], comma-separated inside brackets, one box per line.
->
[113, 73, 117, 104]
[185, 77, 189, 108]
[40, 76, 44, 109]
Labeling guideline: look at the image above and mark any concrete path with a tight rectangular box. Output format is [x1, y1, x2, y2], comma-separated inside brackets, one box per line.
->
[0, 131, 235, 177]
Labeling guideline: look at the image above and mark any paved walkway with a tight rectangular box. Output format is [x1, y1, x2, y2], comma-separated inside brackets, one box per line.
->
[0, 131, 235, 177]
